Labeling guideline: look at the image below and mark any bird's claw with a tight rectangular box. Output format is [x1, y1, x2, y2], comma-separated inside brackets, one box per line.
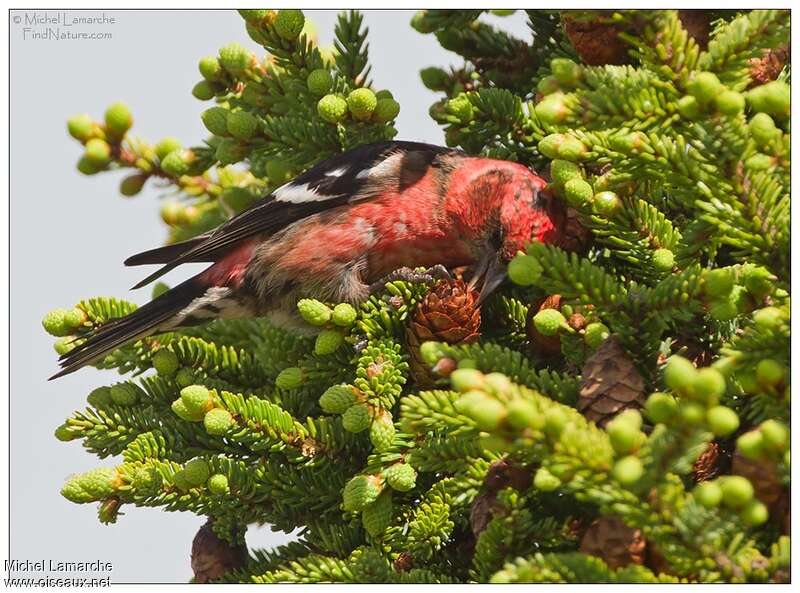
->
[369, 265, 452, 293]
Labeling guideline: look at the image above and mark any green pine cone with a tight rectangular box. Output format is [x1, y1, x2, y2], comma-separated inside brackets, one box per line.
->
[171, 399, 205, 422]
[535, 93, 568, 124]
[104, 102, 133, 137]
[583, 322, 610, 349]
[219, 42, 252, 75]
[317, 94, 348, 123]
[652, 248, 675, 272]
[160, 150, 190, 177]
[203, 408, 236, 436]
[180, 385, 212, 415]
[84, 138, 111, 166]
[198, 55, 222, 80]
[342, 403, 371, 433]
[275, 9, 305, 40]
[319, 384, 357, 414]
[226, 110, 259, 139]
[446, 94, 473, 124]
[383, 463, 417, 492]
[563, 178, 593, 207]
[297, 299, 332, 326]
[42, 308, 70, 337]
[61, 467, 118, 503]
[362, 491, 393, 536]
[155, 137, 182, 161]
[749, 113, 779, 148]
[746, 80, 789, 119]
[719, 476, 754, 508]
[87, 386, 113, 408]
[152, 348, 180, 376]
[612, 455, 644, 486]
[533, 309, 568, 336]
[347, 88, 378, 121]
[183, 458, 211, 487]
[207, 474, 229, 495]
[706, 406, 739, 437]
[663, 356, 697, 393]
[201, 106, 231, 136]
[315, 329, 345, 356]
[550, 159, 582, 186]
[67, 114, 95, 142]
[307, 69, 332, 96]
[694, 481, 722, 508]
[592, 190, 622, 217]
[373, 98, 400, 123]
[507, 253, 543, 286]
[192, 81, 217, 101]
[331, 303, 357, 327]
[715, 90, 745, 116]
[369, 411, 396, 452]
[276, 367, 304, 390]
[342, 474, 382, 512]
[109, 383, 140, 406]
[687, 71, 723, 105]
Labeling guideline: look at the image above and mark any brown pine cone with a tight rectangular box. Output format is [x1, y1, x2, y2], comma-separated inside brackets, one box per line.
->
[748, 46, 790, 88]
[562, 12, 630, 66]
[580, 516, 646, 569]
[406, 279, 481, 387]
[692, 441, 721, 483]
[191, 520, 248, 583]
[578, 335, 645, 426]
[563, 10, 710, 66]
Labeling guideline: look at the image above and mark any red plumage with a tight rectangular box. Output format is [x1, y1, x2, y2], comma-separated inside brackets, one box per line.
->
[52, 141, 563, 378]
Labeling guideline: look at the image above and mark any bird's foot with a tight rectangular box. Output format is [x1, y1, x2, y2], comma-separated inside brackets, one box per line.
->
[369, 265, 452, 293]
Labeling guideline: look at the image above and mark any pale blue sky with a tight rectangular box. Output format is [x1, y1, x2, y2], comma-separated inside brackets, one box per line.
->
[10, 9, 530, 582]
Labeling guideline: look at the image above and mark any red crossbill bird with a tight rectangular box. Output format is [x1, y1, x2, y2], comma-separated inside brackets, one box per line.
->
[52, 141, 564, 378]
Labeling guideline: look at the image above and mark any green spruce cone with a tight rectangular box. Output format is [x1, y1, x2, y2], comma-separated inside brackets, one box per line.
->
[192, 81, 217, 101]
[583, 322, 610, 349]
[84, 138, 111, 166]
[347, 88, 378, 121]
[687, 71, 723, 105]
[61, 467, 118, 503]
[226, 110, 259, 139]
[550, 159, 583, 186]
[275, 9, 305, 40]
[533, 309, 569, 336]
[152, 348, 180, 376]
[315, 329, 345, 355]
[110, 383, 140, 406]
[563, 178, 593, 207]
[181, 385, 212, 415]
[317, 94, 348, 123]
[331, 303, 357, 327]
[383, 463, 417, 492]
[172, 399, 205, 422]
[67, 114, 95, 142]
[202, 107, 231, 136]
[207, 474, 229, 495]
[297, 299, 332, 325]
[694, 481, 723, 508]
[373, 98, 400, 123]
[155, 137, 182, 161]
[342, 474, 382, 512]
[204, 408, 236, 435]
[362, 491, 393, 536]
[42, 308, 71, 337]
[652, 248, 675, 272]
[533, 467, 561, 491]
[184, 458, 211, 487]
[199, 55, 222, 80]
[369, 410, 396, 452]
[645, 392, 678, 424]
[276, 367, 304, 390]
[507, 253, 543, 286]
[719, 476, 754, 508]
[307, 69, 332, 96]
[160, 150, 190, 177]
[319, 384, 357, 415]
[342, 403, 371, 433]
[104, 102, 133, 138]
[219, 42, 252, 75]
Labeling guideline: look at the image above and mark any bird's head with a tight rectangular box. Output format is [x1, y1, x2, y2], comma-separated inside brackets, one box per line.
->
[497, 166, 565, 260]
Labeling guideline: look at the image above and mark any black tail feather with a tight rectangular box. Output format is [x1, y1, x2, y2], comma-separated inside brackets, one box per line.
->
[124, 236, 208, 267]
[49, 279, 203, 380]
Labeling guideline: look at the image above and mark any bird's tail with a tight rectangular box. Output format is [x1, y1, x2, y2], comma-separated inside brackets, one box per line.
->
[49, 278, 206, 380]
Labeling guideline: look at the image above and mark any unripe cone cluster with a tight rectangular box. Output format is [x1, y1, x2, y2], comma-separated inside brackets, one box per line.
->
[317, 88, 399, 124]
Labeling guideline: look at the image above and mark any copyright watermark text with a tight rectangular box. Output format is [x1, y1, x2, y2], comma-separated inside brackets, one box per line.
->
[12, 11, 116, 42]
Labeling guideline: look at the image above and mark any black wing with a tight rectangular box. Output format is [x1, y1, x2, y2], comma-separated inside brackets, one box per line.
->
[126, 141, 458, 289]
